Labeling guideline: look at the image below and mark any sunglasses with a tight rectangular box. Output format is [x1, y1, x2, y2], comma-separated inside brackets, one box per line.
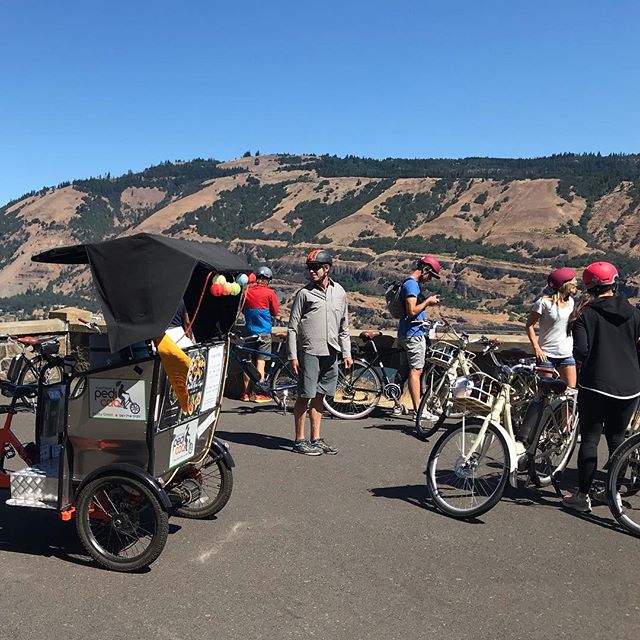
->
[307, 263, 326, 272]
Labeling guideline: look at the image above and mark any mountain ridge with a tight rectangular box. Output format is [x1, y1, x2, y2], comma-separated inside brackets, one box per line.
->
[2, 152, 640, 329]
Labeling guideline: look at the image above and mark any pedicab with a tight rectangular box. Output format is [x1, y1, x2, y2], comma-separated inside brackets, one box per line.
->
[1, 233, 251, 571]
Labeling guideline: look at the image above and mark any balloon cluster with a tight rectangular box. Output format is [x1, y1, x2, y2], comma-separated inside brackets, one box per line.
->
[209, 272, 255, 297]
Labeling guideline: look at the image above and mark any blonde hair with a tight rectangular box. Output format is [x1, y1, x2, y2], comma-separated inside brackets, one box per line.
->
[544, 279, 575, 306]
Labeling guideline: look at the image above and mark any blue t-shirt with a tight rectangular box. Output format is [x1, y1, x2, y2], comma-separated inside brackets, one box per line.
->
[397, 278, 427, 338]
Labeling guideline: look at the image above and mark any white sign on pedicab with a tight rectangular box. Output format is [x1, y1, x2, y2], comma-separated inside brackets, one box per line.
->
[89, 379, 147, 420]
[200, 343, 225, 412]
[169, 419, 199, 467]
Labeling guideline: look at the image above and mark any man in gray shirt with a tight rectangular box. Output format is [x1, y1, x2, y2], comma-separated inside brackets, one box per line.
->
[287, 249, 353, 455]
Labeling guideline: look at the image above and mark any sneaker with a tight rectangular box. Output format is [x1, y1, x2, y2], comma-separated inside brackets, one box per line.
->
[240, 393, 252, 402]
[253, 394, 273, 404]
[562, 491, 592, 513]
[293, 440, 323, 456]
[310, 438, 339, 455]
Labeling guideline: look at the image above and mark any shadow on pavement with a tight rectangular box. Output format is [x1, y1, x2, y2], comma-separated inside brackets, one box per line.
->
[216, 430, 292, 452]
[368, 483, 484, 524]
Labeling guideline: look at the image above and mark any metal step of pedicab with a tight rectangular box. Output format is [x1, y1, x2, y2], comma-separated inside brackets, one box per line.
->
[6, 462, 59, 509]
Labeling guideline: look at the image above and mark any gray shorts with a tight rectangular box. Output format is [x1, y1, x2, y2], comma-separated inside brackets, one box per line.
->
[298, 351, 339, 399]
[397, 335, 427, 370]
[242, 334, 272, 361]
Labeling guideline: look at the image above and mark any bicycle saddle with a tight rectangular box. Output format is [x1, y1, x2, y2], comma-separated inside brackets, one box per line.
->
[537, 378, 567, 395]
[359, 331, 382, 341]
[15, 336, 40, 346]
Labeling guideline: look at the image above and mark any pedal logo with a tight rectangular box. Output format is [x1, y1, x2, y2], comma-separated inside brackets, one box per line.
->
[89, 379, 146, 421]
[170, 420, 198, 467]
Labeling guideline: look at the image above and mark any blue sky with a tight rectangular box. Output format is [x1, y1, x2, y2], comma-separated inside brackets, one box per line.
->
[1, 0, 639, 205]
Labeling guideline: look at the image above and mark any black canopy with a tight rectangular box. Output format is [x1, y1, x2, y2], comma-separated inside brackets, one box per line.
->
[33, 233, 251, 352]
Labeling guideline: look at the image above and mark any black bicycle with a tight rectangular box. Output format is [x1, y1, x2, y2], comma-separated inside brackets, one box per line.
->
[230, 332, 299, 413]
[0, 334, 63, 409]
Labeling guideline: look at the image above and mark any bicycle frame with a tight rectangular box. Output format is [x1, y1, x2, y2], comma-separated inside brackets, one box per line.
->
[459, 383, 522, 487]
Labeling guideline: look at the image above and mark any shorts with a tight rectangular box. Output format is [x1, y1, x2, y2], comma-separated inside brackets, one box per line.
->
[540, 355, 576, 368]
[397, 335, 427, 370]
[298, 351, 339, 399]
[242, 334, 272, 361]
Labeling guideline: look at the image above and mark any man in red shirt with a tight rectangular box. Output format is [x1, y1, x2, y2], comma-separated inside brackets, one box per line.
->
[241, 266, 279, 402]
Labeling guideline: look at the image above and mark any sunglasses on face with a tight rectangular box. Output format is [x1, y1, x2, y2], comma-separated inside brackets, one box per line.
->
[307, 263, 326, 272]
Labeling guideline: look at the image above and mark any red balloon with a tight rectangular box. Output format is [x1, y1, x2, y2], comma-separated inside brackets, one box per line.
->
[210, 283, 223, 296]
[247, 273, 256, 284]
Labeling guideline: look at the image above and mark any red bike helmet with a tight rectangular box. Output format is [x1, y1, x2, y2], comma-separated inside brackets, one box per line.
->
[547, 267, 576, 291]
[419, 255, 441, 279]
[582, 261, 619, 290]
[306, 248, 333, 266]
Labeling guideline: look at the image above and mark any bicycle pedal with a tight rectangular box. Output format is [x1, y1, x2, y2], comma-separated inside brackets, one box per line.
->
[3, 443, 16, 459]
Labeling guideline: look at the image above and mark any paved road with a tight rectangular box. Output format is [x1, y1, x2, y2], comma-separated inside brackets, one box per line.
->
[1, 401, 638, 640]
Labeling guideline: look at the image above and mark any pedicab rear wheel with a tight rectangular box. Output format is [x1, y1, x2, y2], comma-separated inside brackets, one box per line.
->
[76, 475, 169, 572]
[175, 453, 234, 519]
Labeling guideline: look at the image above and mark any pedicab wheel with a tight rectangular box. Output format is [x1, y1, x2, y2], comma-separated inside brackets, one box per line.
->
[76, 475, 169, 572]
[175, 453, 234, 519]
[426, 421, 509, 519]
[606, 432, 640, 537]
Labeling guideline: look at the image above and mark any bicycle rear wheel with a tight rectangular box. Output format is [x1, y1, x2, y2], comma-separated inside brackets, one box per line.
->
[270, 363, 299, 411]
[529, 397, 579, 487]
[606, 432, 640, 537]
[427, 421, 510, 519]
[323, 359, 382, 419]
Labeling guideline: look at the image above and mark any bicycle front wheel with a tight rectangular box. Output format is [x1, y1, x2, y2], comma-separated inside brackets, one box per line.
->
[529, 397, 579, 487]
[606, 432, 640, 537]
[415, 364, 449, 438]
[323, 359, 382, 420]
[427, 421, 510, 519]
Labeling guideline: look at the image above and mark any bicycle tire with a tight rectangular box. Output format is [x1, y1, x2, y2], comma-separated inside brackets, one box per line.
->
[323, 359, 383, 420]
[606, 432, 640, 537]
[270, 363, 299, 411]
[427, 420, 510, 519]
[528, 397, 579, 487]
[17, 358, 63, 410]
[415, 364, 450, 438]
[175, 453, 234, 519]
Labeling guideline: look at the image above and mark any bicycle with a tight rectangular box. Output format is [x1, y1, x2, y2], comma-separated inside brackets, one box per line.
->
[426, 352, 579, 519]
[0, 334, 63, 409]
[230, 332, 299, 413]
[604, 406, 640, 536]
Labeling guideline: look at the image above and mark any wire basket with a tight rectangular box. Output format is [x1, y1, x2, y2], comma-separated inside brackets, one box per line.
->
[426, 341, 476, 368]
[426, 342, 459, 367]
[450, 372, 501, 416]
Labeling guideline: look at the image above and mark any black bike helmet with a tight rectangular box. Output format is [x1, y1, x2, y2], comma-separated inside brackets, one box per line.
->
[306, 248, 333, 266]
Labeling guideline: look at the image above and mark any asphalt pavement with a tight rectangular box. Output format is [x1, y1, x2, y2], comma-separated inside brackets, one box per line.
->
[1, 400, 638, 640]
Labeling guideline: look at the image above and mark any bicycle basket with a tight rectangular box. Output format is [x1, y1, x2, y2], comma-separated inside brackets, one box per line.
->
[426, 342, 458, 367]
[450, 372, 501, 416]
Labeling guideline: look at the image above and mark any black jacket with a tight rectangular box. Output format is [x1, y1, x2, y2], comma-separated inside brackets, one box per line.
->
[573, 294, 640, 397]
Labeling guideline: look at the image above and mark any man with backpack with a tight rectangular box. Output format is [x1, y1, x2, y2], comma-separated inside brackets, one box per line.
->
[396, 256, 442, 417]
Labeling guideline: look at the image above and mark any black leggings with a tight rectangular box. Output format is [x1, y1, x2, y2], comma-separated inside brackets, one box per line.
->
[577, 389, 638, 493]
